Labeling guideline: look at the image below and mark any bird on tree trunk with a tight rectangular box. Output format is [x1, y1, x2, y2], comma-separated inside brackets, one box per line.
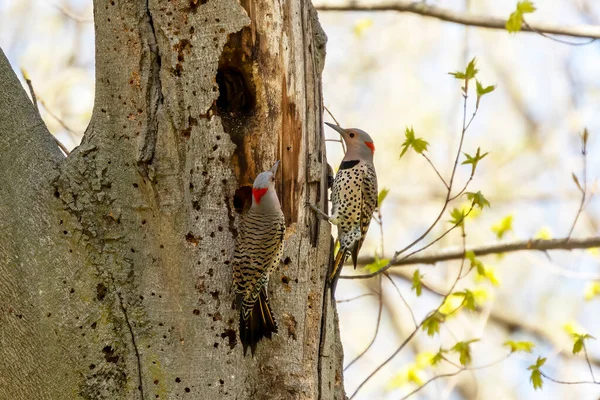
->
[311, 123, 378, 294]
[232, 160, 286, 356]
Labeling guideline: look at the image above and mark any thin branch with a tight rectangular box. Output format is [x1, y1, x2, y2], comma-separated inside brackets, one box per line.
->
[349, 227, 470, 399]
[353, 236, 600, 268]
[568, 131, 588, 239]
[20, 68, 39, 113]
[387, 268, 600, 368]
[584, 344, 597, 383]
[401, 354, 511, 400]
[52, 2, 93, 23]
[336, 292, 375, 303]
[344, 275, 384, 371]
[324, 105, 346, 153]
[539, 370, 599, 385]
[383, 272, 417, 328]
[20, 69, 71, 156]
[422, 153, 449, 190]
[313, 1, 600, 39]
[342, 205, 474, 279]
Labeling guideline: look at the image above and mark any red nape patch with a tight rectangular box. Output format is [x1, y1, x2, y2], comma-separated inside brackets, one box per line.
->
[252, 188, 268, 204]
[364, 141, 375, 153]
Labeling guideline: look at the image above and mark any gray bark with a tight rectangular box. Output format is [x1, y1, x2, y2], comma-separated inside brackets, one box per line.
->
[0, 0, 344, 399]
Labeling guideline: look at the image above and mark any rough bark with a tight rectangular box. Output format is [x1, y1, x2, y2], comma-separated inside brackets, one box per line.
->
[0, 0, 343, 399]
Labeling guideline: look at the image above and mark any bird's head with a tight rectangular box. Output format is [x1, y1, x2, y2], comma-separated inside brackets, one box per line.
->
[325, 122, 375, 161]
[251, 160, 280, 207]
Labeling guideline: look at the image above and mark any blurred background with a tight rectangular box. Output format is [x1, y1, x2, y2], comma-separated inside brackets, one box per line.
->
[1, 0, 599, 399]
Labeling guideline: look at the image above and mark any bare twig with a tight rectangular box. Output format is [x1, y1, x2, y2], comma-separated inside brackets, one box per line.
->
[539, 370, 599, 385]
[53, 2, 93, 23]
[352, 236, 600, 268]
[349, 224, 470, 399]
[344, 275, 384, 371]
[387, 268, 600, 368]
[422, 153, 449, 190]
[324, 105, 346, 153]
[336, 292, 375, 303]
[313, 1, 600, 39]
[20, 68, 39, 113]
[568, 130, 589, 239]
[383, 273, 417, 328]
[401, 354, 511, 400]
[20, 69, 71, 156]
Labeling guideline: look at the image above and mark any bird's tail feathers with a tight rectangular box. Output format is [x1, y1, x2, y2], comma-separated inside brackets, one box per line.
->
[238, 289, 278, 356]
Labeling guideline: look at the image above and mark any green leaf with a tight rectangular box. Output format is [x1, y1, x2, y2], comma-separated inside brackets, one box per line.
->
[431, 348, 445, 366]
[530, 369, 543, 390]
[450, 339, 479, 366]
[464, 58, 479, 80]
[454, 289, 477, 312]
[449, 58, 478, 82]
[448, 71, 466, 80]
[475, 80, 496, 108]
[517, 0, 537, 13]
[378, 188, 390, 207]
[476, 80, 496, 96]
[584, 281, 600, 301]
[412, 270, 424, 297]
[506, 1, 536, 33]
[504, 340, 535, 353]
[572, 333, 595, 355]
[422, 311, 445, 337]
[364, 257, 390, 274]
[527, 356, 546, 390]
[449, 208, 467, 227]
[400, 127, 429, 159]
[465, 191, 490, 209]
[491, 215, 513, 239]
[462, 147, 489, 175]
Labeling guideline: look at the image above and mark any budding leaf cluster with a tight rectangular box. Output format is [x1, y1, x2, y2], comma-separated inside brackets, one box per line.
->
[449, 208, 467, 227]
[492, 215, 513, 239]
[572, 333, 595, 355]
[465, 191, 490, 209]
[504, 340, 535, 353]
[412, 270, 424, 297]
[378, 188, 390, 207]
[422, 311, 445, 337]
[400, 127, 429, 159]
[450, 339, 479, 366]
[506, 1, 537, 33]
[527, 357, 546, 390]
[462, 147, 489, 175]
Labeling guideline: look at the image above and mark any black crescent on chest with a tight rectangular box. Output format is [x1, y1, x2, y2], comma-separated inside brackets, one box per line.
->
[339, 160, 360, 170]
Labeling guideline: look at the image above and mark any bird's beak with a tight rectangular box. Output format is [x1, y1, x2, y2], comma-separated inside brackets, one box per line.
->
[270, 160, 281, 174]
[325, 122, 346, 136]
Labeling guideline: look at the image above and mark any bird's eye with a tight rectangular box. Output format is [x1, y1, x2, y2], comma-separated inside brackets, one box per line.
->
[349, 132, 355, 138]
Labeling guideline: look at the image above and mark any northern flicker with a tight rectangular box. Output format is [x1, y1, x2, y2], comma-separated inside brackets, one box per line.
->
[311, 123, 377, 290]
[232, 160, 285, 356]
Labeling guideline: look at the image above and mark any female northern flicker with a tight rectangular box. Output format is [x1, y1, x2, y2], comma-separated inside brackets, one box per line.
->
[232, 160, 285, 356]
[313, 123, 377, 291]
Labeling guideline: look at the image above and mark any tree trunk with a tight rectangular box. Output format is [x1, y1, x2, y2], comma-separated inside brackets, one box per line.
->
[0, 0, 343, 399]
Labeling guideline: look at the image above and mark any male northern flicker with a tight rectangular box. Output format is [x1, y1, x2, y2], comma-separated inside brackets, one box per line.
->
[312, 123, 377, 290]
[232, 160, 285, 356]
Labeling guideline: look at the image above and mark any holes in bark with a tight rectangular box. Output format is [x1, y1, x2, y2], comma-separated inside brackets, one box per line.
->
[233, 185, 252, 214]
[220, 329, 237, 349]
[216, 67, 254, 115]
[96, 283, 107, 301]
[102, 346, 119, 363]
